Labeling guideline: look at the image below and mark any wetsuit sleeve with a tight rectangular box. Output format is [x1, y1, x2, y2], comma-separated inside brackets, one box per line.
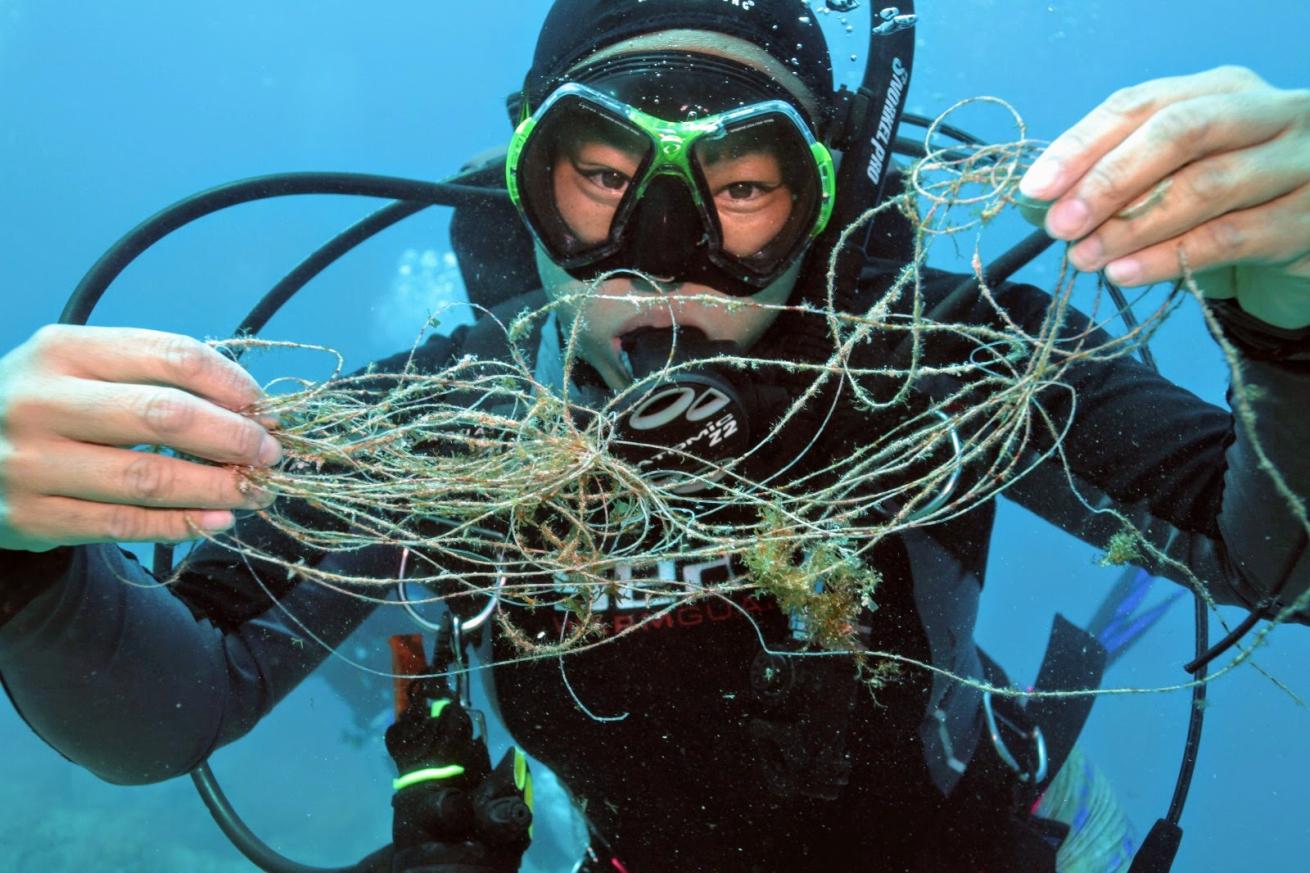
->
[0, 330, 465, 784]
[989, 280, 1310, 618]
[0, 537, 391, 785]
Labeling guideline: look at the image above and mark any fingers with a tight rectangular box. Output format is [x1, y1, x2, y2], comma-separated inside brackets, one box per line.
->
[1068, 134, 1310, 275]
[8, 495, 238, 547]
[12, 379, 281, 467]
[1049, 90, 1297, 242]
[0, 443, 272, 547]
[0, 325, 285, 551]
[1020, 66, 1265, 207]
[1017, 65, 1310, 289]
[19, 442, 275, 511]
[31, 325, 265, 413]
[1094, 185, 1310, 287]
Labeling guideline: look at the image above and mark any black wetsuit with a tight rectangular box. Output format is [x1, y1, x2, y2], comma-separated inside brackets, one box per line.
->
[3, 259, 1308, 872]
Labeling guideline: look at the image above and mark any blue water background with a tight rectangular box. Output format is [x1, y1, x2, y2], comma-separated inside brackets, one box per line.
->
[2, 1, 1308, 870]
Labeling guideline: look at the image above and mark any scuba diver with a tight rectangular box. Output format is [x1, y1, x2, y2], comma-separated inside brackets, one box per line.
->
[2, 0, 1309, 870]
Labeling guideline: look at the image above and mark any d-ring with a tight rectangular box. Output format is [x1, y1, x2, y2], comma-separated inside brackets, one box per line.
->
[982, 690, 1048, 784]
[906, 409, 964, 521]
[396, 547, 506, 634]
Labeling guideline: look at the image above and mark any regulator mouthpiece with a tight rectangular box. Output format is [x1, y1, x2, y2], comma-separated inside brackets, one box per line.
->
[612, 326, 753, 493]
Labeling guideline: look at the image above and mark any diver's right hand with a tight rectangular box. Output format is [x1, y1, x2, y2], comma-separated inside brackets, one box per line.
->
[0, 325, 281, 552]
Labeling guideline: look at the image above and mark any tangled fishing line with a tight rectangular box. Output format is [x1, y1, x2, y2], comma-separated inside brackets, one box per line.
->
[176, 98, 1307, 705]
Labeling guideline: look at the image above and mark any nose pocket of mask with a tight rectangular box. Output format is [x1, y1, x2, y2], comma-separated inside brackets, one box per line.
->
[618, 175, 709, 281]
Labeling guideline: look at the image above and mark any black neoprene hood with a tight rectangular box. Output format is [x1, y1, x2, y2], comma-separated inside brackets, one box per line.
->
[524, 0, 835, 117]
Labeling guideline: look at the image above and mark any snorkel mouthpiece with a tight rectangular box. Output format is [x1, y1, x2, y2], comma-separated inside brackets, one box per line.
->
[612, 326, 753, 493]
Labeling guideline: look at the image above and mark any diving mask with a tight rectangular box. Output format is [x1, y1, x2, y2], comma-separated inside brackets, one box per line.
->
[507, 79, 835, 297]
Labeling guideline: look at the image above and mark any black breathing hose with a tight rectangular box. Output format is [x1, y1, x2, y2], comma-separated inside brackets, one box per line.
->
[56, 169, 506, 873]
[60, 172, 506, 327]
[193, 764, 366, 873]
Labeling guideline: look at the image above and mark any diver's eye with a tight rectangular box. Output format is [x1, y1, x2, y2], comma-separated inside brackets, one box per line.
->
[722, 181, 775, 201]
[578, 165, 632, 194]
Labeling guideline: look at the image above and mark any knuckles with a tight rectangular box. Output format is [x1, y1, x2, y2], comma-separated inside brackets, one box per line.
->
[26, 324, 75, 364]
[3, 325, 74, 385]
[158, 334, 214, 382]
[1102, 82, 1157, 120]
[1204, 216, 1248, 259]
[0, 379, 62, 441]
[0, 490, 45, 545]
[0, 442, 36, 489]
[1180, 159, 1232, 202]
[122, 454, 173, 503]
[103, 504, 190, 544]
[1150, 102, 1214, 154]
[158, 335, 257, 409]
[1285, 89, 1310, 132]
[1208, 64, 1264, 88]
[103, 504, 144, 542]
[138, 389, 195, 436]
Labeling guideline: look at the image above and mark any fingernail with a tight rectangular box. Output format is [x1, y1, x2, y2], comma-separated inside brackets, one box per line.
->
[1048, 198, 1090, 239]
[1070, 236, 1104, 271]
[258, 434, 283, 467]
[1105, 258, 1143, 286]
[1020, 158, 1062, 198]
[195, 510, 235, 532]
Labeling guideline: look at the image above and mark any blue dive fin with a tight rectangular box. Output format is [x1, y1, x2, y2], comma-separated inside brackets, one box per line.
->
[1087, 566, 1184, 666]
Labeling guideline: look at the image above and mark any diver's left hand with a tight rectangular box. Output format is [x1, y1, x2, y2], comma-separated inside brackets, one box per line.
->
[1019, 66, 1310, 329]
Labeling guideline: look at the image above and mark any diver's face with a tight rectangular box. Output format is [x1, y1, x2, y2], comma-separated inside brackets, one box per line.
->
[541, 126, 801, 391]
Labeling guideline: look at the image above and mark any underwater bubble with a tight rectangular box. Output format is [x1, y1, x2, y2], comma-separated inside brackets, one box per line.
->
[374, 247, 472, 346]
